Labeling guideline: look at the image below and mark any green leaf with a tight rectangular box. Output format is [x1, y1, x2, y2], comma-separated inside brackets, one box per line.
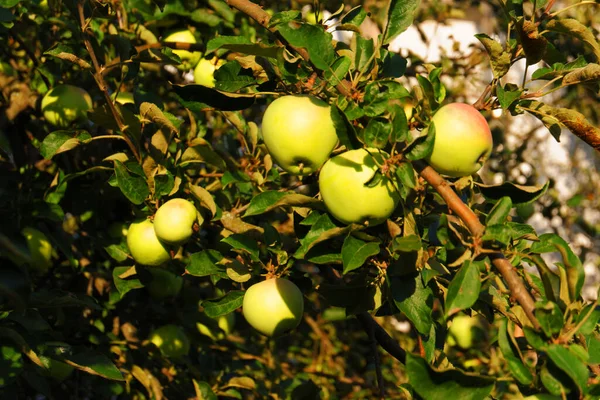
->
[535, 301, 564, 338]
[294, 214, 354, 259]
[546, 344, 589, 393]
[496, 84, 523, 110]
[0, 0, 20, 7]
[390, 274, 433, 335]
[354, 35, 375, 72]
[475, 34, 511, 78]
[324, 56, 351, 86]
[486, 196, 513, 226]
[173, 84, 256, 111]
[112, 267, 143, 297]
[113, 160, 149, 205]
[179, 138, 227, 170]
[206, 36, 280, 58]
[202, 290, 244, 318]
[194, 380, 218, 400]
[517, 19, 548, 65]
[104, 243, 129, 262]
[221, 234, 260, 261]
[0, 345, 23, 387]
[498, 319, 534, 385]
[40, 131, 92, 159]
[383, 0, 420, 45]
[391, 235, 421, 253]
[587, 335, 600, 364]
[214, 61, 256, 92]
[244, 191, 324, 217]
[475, 180, 549, 205]
[546, 18, 600, 61]
[363, 117, 392, 149]
[66, 350, 124, 380]
[405, 123, 435, 161]
[363, 80, 410, 117]
[276, 22, 335, 70]
[445, 260, 481, 317]
[406, 354, 494, 400]
[186, 250, 225, 277]
[341, 235, 380, 274]
[331, 105, 361, 150]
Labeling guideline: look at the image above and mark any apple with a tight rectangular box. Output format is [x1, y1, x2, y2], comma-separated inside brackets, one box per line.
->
[21, 227, 53, 273]
[41, 84, 93, 128]
[261, 95, 338, 175]
[146, 268, 183, 299]
[163, 29, 201, 71]
[425, 103, 493, 177]
[447, 314, 487, 350]
[196, 313, 235, 340]
[149, 324, 190, 358]
[153, 198, 200, 245]
[126, 219, 171, 266]
[193, 58, 225, 87]
[318, 148, 400, 225]
[242, 278, 304, 337]
[37, 355, 74, 382]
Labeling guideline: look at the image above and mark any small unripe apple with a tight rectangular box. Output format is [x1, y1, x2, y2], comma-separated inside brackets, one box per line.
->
[41, 84, 93, 128]
[37, 356, 74, 382]
[319, 148, 400, 225]
[163, 29, 200, 71]
[243, 278, 304, 337]
[261, 95, 338, 175]
[149, 325, 190, 358]
[447, 314, 487, 350]
[196, 313, 235, 340]
[153, 199, 200, 245]
[21, 227, 53, 273]
[126, 219, 171, 266]
[146, 268, 183, 299]
[425, 103, 493, 177]
[193, 58, 225, 87]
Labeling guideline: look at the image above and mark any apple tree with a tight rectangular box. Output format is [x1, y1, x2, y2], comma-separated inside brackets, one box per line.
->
[1, 0, 599, 398]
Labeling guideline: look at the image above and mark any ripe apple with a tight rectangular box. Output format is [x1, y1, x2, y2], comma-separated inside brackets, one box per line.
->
[193, 58, 225, 87]
[153, 198, 200, 245]
[261, 95, 338, 175]
[163, 29, 200, 71]
[126, 219, 171, 266]
[21, 227, 53, 273]
[146, 268, 183, 299]
[447, 314, 488, 350]
[243, 278, 304, 337]
[196, 312, 235, 340]
[425, 103, 493, 177]
[41, 84, 93, 128]
[37, 355, 74, 382]
[149, 324, 190, 358]
[318, 148, 400, 225]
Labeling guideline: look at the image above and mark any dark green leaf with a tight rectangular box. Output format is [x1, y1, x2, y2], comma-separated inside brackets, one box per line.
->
[390, 274, 433, 335]
[186, 250, 225, 277]
[475, 34, 511, 78]
[475, 180, 549, 205]
[276, 21, 335, 70]
[112, 267, 143, 297]
[445, 260, 481, 317]
[405, 123, 435, 161]
[383, 0, 420, 45]
[341, 235, 380, 274]
[66, 350, 124, 380]
[546, 344, 589, 392]
[202, 290, 244, 318]
[486, 196, 513, 226]
[173, 84, 256, 111]
[113, 160, 149, 205]
[221, 234, 260, 261]
[244, 191, 324, 217]
[40, 131, 92, 159]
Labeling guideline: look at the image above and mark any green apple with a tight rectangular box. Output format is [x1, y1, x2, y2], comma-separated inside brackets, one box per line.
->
[149, 324, 190, 358]
[425, 103, 493, 177]
[243, 278, 304, 337]
[37, 355, 74, 382]
[163, 29, 200, 71]
[193, 58, 225, 87]
[261, 95, 338, 175]
[112, 91, 134, 105]
[41, 84, 93, 128]
[196, 312, 235, 340]
[146, 268, 183, 299]
[153, 198, 200, 245]
[126, 219, 171, 266]
[21, 227, 53, 273]
[447, 314, 487, 350]
[318, 148, 400, 225]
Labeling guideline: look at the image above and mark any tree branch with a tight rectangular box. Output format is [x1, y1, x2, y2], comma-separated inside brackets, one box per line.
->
[77, 0, 141, 163]
[413, 160, 541, 330]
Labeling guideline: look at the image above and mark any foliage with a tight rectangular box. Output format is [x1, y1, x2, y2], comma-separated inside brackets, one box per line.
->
[0, 0, 599, 398]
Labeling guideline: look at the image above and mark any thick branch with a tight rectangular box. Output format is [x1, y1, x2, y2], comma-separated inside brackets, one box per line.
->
[224, 0, 352, 98]
[413, 160, 541, 330]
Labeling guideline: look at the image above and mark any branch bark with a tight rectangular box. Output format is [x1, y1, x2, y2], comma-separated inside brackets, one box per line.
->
[413, 160, 541, 330]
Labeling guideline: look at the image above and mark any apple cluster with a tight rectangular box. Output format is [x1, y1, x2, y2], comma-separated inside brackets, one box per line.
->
[260, 95, 494, 226]
[126, 198, 200, 267]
